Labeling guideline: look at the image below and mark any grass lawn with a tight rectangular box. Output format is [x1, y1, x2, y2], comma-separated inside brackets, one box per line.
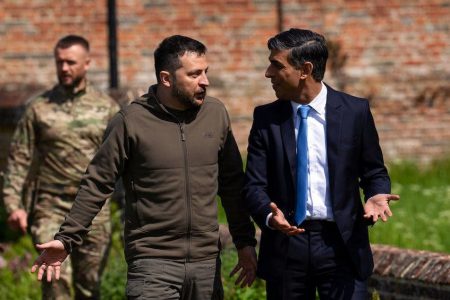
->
[1, 158, 449, 299]
[369, 159, 450, 253]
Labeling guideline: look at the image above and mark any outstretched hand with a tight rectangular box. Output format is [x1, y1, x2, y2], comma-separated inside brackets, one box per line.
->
[269, 203, 305, 235]
[230, 246, 257, 288]
[364, 193, 400, 223]
[31, 240, 68, 282]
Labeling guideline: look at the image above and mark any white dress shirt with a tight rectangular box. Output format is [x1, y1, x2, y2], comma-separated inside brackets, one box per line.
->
[266, 82, 334, 227]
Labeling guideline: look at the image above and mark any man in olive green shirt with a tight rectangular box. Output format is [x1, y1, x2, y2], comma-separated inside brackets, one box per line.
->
[2, 35, 119, 300]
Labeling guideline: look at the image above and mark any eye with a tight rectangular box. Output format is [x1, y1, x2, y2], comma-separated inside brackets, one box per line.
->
[273, 62, 284, 70]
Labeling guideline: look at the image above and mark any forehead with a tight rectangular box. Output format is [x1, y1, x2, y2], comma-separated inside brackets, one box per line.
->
[55, 44, 88, 59]
[268, 49, 290, 62]
[178, 52, 208, 70]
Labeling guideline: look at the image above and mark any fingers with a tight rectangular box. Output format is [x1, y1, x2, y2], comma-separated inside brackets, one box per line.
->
[364, 214, 377, 222]
[388, 194, 400, 201]
[35, 243, 49, 251]
[364, 207, 393, 222]
[276, 221, 304, 235]
[235, 269, 247, 287]
[19, 218, 28, 234]
[239, 271, 256, 288]
[269, 202, 279, 215]
[229, 264, 240, 277]
[231, 265, 256, 288]
[55, 265, 61, 280]
[285, 227, 305, 236]
[37, 263, 46, 281]
[386, 208, 393, 217]
[46, 265, 54, 282]
[364, 211, 380, 222]
[31, 263, 38, 274]
[32, 262, 60, 282]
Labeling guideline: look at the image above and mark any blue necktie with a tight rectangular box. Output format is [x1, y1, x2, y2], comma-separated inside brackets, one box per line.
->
[295, 105, 311, 225]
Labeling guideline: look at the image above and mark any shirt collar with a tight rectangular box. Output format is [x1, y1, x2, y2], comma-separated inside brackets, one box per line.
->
[56, 81, 89, 98]
[290, 82, 327, 116]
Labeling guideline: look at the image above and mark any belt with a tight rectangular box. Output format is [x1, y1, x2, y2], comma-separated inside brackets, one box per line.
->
[299, 220, 337, 231]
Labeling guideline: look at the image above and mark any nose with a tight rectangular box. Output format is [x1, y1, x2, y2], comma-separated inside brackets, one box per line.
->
[199, 73, 209, 87]
[265, 66, 272, 78]
[61, 62, 69, 72]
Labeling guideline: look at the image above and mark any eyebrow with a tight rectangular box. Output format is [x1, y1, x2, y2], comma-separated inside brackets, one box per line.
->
[187, 66, 209, 75]
[269, 58, 284, 67]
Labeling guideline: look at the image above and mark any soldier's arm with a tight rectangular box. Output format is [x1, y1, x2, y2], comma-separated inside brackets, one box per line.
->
[2, 105, 37, 213]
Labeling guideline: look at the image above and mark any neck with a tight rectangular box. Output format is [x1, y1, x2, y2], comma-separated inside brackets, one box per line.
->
[64, 79, 87, 95]
[294, 80, 322, 105]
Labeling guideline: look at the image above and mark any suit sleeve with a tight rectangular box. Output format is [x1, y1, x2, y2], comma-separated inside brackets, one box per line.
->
[243, 108, 273, 229]
[218, 113, 256, 250]
[55, 112, 130, 253]
[359, 102, 391, 199]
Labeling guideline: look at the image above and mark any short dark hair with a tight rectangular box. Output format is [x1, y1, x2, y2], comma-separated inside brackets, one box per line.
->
[55, 35, 90, 52]
[154, 35, 207, 83]
[268, 28, 328, 81]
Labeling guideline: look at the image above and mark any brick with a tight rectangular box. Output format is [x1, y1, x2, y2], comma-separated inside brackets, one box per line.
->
[0, 0, 449, 163]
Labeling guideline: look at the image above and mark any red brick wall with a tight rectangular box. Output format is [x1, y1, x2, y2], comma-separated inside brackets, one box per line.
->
[1, 0, 449, 162]
[280, 0, 450, 163]
[0, 0, 110, 89]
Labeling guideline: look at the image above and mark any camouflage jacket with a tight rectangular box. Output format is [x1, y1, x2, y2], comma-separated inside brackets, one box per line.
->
[2, 84, 119, 214]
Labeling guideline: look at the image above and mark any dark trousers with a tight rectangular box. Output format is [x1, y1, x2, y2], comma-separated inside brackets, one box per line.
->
[126, 257, 223, 300]
[266, 221, 369, 300]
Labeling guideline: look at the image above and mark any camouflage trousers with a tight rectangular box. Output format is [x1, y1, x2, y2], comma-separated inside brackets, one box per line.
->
[30, 191, 111, 300]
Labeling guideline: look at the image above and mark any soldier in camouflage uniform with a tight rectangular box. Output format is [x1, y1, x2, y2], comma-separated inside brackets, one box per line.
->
[1, 35, 119, 300]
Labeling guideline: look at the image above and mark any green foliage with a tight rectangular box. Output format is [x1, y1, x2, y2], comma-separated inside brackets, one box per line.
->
[0, 268, 40, 300]
[100, 201, 127, 299]
[100, 246, 126, 300]
[369, 159, 450, 253]
[388, 158, 450, 186]
[221, 249, 266, 300]
[0, 236, 40, 299]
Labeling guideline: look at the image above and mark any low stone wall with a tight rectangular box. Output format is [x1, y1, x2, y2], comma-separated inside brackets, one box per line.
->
[370, 244, 450, 299]
[218, 225, 450, 299]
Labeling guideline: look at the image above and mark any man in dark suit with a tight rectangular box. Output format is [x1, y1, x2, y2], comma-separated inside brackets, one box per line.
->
[243, 28, 400, 299]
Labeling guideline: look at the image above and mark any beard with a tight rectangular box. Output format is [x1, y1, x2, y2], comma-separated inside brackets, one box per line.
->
[171, 80, 206, 108]
[58, 73, 84, 91]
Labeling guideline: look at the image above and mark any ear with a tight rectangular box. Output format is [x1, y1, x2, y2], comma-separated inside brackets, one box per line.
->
[84, 56, 91, 71]
[159, 71, 172, 87]
[300, 62, 313, 80]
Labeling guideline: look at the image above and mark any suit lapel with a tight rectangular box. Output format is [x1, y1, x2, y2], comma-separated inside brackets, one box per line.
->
[326, 86, 343, 197]
[280, 101, 296, 187]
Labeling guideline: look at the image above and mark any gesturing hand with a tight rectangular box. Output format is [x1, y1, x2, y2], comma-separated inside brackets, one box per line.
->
[31, 240, 68, 282]
[230, 246, 257, 288]
[364, 193, 400, 223]
[269, 202, 305, 235]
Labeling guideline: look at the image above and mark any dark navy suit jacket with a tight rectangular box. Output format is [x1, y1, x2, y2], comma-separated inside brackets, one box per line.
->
[243, 84, 391, 281]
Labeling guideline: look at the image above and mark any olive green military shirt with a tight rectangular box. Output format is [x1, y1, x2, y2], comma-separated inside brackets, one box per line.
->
[2, 84, 119, 214]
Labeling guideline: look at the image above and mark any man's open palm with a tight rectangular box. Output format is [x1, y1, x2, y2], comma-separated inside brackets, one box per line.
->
[31, 240, 68, 282]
